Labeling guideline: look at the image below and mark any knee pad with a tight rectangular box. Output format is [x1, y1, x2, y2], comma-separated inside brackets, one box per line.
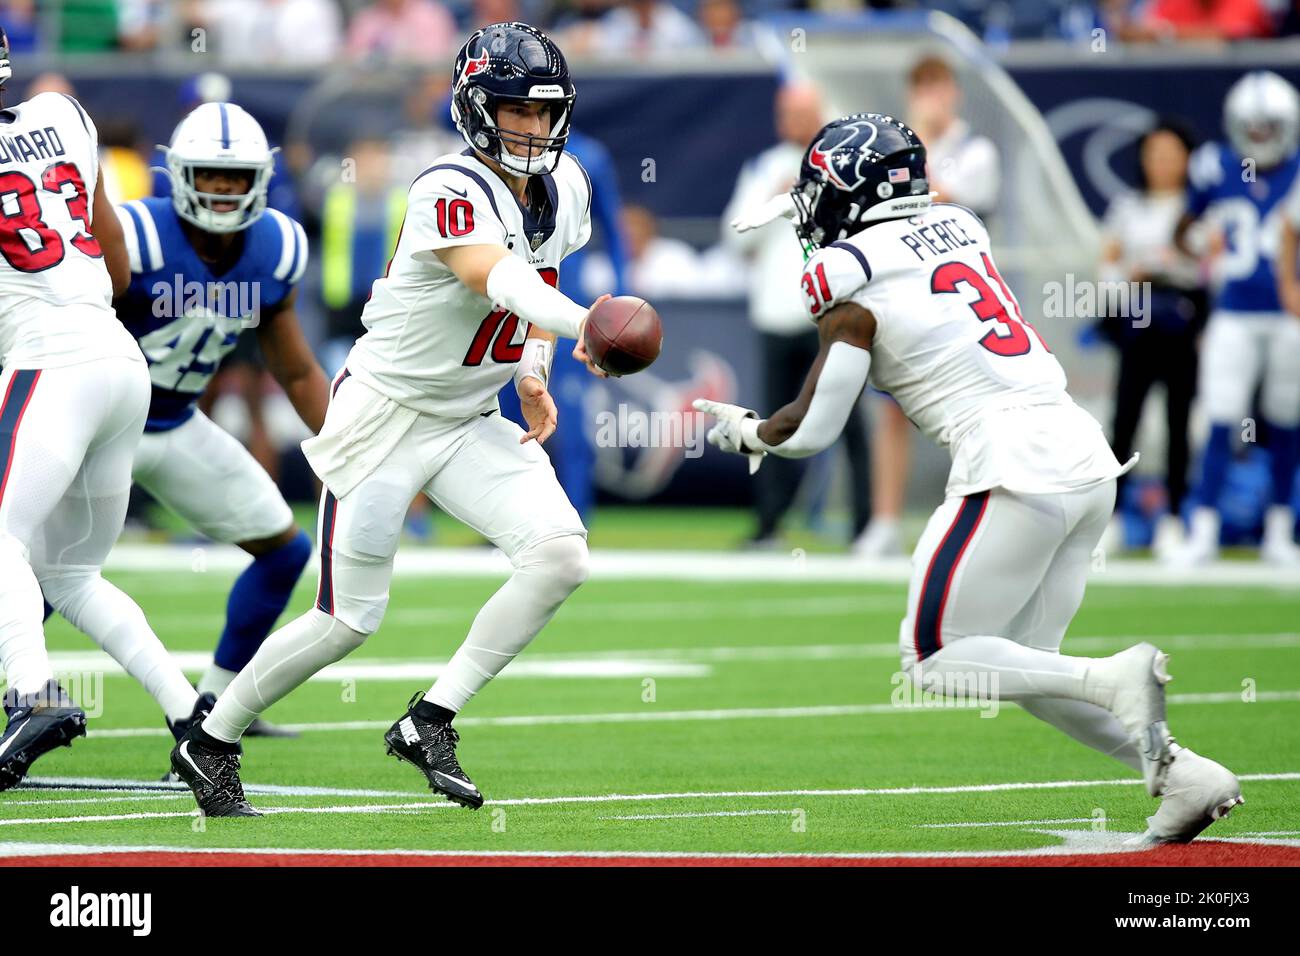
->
[35, 566, 99, 617]
[522, 534, 590, 593]
[310, 608, 371, 656]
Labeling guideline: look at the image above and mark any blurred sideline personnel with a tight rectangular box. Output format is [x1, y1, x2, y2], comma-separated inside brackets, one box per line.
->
[172, 22, 609, 816]
[0, 27, 205, 788]
[857, 55, 1002, 559]
[698, 114, 1242, 844]
[1172, 71, 1300, 566]
[106, 103, 329, 740]
[724, 82, 871, 548]
[1097, 119, 1205, 558]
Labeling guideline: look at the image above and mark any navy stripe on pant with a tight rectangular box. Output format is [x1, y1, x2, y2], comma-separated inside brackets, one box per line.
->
[913, 491, 989, 661]
[0, 370, 42, 508]
[315, 490, 338, 614]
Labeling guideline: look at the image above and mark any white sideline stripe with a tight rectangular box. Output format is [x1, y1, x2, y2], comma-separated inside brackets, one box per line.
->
[82, 690, 1300, 740]
[916, 817, 1097, 829]
[22, 776, 420, 798]
[604, 809, 800, 821]
[6, 772, 1298, 827]
[103, 544, 1300, 588]
[43, 651, 710, 682]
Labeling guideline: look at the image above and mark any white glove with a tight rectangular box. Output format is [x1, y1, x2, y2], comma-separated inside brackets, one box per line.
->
[729, 192, 797, 234]
[692, 398, 766, 475]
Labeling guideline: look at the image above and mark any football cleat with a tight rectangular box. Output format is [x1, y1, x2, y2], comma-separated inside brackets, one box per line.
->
[0, 680, 86, 792]
[160, 692, 217, 782]
[1087, 643, 1174, 797]
[384, 692, 483, 809]
[169, 727, 261, 817]
[1128, 745, 1244, 845]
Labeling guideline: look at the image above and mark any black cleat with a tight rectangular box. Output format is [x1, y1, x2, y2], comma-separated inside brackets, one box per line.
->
[0, 680, 86, 792]
[245, 717, 300, 738]
[384, 692, 483, 809]
[161, 693, 217, 782]
[169, 725, 261, 817]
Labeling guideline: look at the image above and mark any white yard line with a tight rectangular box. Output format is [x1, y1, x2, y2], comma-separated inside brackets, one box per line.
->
[81, 689, 1300, 740]
[103, 543, 1300, 588]
[916, 817, 1097, 829]
[603, 809, 800, 821]
[6, 772, 1298, 828]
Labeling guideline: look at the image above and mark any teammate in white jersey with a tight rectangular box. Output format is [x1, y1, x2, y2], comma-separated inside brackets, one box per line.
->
[700, 114, 1243, 843]
[172, 22, 608, 816]
[0, 29, 205, 789]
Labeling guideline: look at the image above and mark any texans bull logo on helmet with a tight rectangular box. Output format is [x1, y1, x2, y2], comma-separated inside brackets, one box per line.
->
[457, 51, 491, 91]
[807, 119, 880, 191]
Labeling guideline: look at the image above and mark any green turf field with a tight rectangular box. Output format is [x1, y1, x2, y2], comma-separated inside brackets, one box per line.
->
[3, 552, 1298, 864]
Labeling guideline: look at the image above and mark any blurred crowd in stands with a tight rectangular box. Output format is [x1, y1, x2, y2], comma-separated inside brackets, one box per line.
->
[3, 0, 1300, 62]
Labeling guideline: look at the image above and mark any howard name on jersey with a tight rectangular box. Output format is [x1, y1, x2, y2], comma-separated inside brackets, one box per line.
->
[803, 203, 1124, 496]
[1188, 140, 1300, 313]
[346, 149, 592, 419]
[113, 196, 307, 431]
[0, 92, 139, 368]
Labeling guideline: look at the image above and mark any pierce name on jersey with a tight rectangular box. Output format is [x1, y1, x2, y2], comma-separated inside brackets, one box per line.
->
[345, 148, 592, 419]
[801, 202, 1124, 496]
[113, 196, 307, 431]
[1188, 140, 1300, 314]
[0, 92, 141, 369]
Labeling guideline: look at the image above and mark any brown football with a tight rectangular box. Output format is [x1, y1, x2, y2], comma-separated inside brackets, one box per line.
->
[582, 296, 663, 377]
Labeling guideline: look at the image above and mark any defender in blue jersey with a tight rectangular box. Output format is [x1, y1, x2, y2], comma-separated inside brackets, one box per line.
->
[1172, 71, 1300, 566]
[112, 103, 329, 732]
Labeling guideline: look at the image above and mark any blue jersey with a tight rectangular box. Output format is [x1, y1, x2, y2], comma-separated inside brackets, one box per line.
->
[113, 197, 307, 431]
[1187, 141, 1300, 314]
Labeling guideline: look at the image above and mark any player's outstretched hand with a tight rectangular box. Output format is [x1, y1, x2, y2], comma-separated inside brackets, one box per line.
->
[730, 192, 797, 234]
[519, 377, 558, 445]
[692, 398, 766, 475]
[573, 293, 613, 378]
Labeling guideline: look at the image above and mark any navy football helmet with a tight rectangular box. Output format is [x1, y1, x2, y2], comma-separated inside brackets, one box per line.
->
[791, 113, 932, 251]
[451, 22, 575, 176]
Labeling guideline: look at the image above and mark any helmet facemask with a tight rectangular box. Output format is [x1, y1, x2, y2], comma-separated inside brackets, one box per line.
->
[163, 152, 275, 234]
[455, 86, 574, 176]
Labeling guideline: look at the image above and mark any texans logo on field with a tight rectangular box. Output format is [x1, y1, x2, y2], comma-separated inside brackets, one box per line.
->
[808, 120, 878, 191]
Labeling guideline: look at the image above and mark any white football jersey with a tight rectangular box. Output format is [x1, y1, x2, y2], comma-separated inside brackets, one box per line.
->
[802, 203, 1125, 495]
[0, 93, 138, 369]
[346, 149, 592, 419]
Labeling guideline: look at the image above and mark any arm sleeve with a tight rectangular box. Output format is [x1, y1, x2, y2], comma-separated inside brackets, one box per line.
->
[405, 168, 508, 262]
[742, 342, 872, 459]
[800, 242, 872, 321]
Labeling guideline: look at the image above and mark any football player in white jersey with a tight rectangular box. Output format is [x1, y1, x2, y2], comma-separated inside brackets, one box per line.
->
[700, 114, 1243, 844]
[0, 28, 206, 789]
[171, 22, 608, 816]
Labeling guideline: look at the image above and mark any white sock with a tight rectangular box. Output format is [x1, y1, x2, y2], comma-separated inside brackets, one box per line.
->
[1263, 505, 1296, 546]
[1018, 698, 1142, 771]
[203, 608, 368, 743]
[42, 568, 196, 721]
[197, 665, 237, 697]
[427, 535, 588, 712]
[0, 535, 52, 696]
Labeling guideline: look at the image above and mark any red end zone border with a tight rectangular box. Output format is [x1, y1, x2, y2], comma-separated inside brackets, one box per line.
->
[8, 844, 1300, 867]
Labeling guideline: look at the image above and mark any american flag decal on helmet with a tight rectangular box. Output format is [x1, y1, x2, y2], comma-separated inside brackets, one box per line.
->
[888, 168, 910, 183]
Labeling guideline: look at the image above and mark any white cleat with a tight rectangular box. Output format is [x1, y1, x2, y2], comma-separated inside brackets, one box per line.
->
[1088, 643, 1174, 797]
[1150, 514, 1186, 563]
[1163, 507, 1219, 567]
[852, 519, 905, 559]
[1127, 746, 1244, 845]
